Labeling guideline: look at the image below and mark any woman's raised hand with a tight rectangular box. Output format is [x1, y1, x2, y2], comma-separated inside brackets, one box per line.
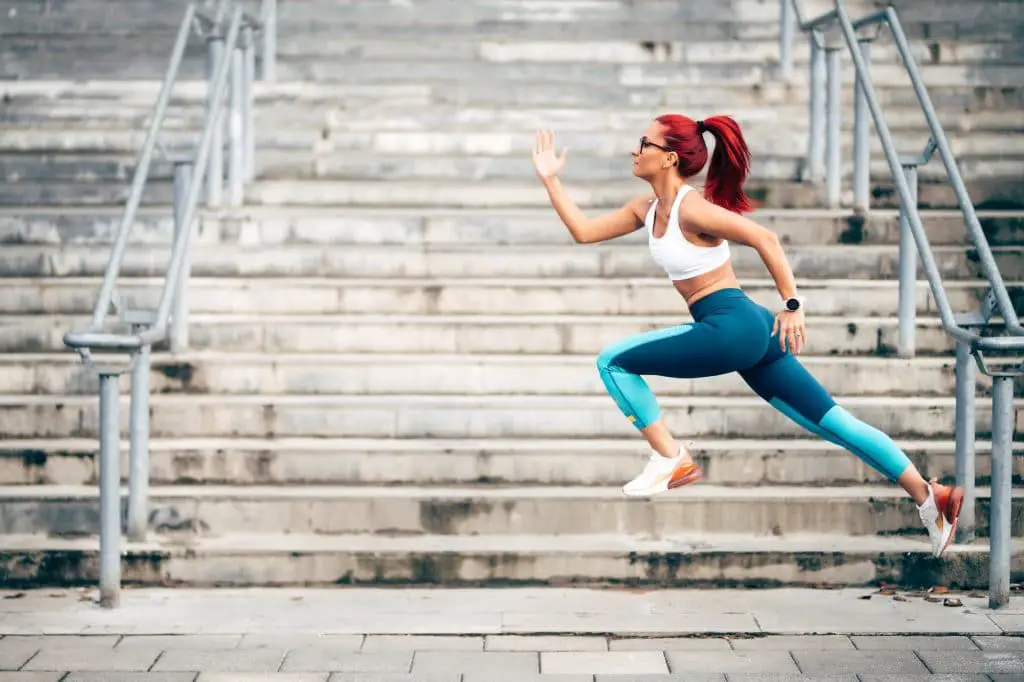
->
[532, 129, 568, 181]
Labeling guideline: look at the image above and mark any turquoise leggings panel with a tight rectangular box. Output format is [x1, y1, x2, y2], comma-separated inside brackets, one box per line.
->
[596, 288, 912, 481]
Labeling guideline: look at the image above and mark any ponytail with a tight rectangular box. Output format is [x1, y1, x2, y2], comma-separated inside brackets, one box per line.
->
[655, 113, 755, 214]
[701, 115, 754, 214]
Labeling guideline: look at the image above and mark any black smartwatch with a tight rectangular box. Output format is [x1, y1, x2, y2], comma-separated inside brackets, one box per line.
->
[784, 297, 802, 312]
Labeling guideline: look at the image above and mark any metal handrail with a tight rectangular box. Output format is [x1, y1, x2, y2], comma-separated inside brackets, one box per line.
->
[781, 0, 1023, 610]
[60, 0, 277, 609]
[65, 9, 243, 355]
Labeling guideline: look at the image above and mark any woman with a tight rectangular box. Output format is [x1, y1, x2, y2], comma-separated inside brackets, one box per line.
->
[530, 115, 963, 558]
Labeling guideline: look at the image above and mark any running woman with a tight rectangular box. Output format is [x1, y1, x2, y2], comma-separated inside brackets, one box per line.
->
[530, 115, 964, 557]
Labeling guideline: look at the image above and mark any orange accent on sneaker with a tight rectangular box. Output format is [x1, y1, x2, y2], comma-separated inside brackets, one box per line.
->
[668, 461, 702, 489]
[932, 480, 964, 553]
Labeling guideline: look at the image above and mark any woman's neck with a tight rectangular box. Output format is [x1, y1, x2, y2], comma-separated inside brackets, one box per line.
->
[651, 174, 688, 207]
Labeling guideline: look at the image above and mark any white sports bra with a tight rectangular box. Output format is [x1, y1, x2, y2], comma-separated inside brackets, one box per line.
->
[645, 184, 731, 281]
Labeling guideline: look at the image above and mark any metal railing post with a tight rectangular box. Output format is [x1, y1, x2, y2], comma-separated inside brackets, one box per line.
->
[825, 47, 842, 207]
[59, 4, 252, 608]
[97, 370, 123, 608]
[206, 35, 226, 207]
[806, 37, 826, 183]
[228, 41, 245, 206]
[126, 329, 151, 543]
[954, 341, 976, 544]
[262, 0, 277, 81]
[853, 39, 871, 213]
[779, 0, 794, 79]
[171, 161, 194, 353]
[988, 374, 1014, 609]
[242, 24, 256, 182]
[897, 163, 918, 358]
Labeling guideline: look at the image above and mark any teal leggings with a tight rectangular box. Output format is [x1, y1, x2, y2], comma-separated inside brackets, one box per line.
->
[596, 288, 912, 482]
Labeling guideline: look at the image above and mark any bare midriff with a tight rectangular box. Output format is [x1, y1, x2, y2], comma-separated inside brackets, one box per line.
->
[670, 258, 742, 307]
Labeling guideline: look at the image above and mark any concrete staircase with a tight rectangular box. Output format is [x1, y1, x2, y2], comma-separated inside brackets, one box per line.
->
[1, 0, 1023, 589]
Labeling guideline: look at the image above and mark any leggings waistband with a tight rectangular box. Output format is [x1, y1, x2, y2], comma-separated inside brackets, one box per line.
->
[687, 287, 751, 322]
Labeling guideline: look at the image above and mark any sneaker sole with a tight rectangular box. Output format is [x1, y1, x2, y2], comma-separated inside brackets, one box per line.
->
[622, 464, 702, 498]
[668, 467, 703, 489]
[939, 486, 965, 556]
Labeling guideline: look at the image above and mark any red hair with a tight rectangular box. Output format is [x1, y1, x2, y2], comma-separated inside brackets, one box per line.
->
[654, 113, 754, 214]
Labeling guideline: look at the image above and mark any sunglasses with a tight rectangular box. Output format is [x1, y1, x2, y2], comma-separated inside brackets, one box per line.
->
[638, 136, 672, 153]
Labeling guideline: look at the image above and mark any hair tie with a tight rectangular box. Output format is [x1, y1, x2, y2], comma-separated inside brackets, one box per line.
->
[696, 120, 707, 134]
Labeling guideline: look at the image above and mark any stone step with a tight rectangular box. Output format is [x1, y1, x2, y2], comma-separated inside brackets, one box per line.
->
[240, 180, 1024, 212]
[4, 152, 1022, 189]
[0, 312, 975, 355]
[3, 352, 1014, 398]
[0, 243, 1006, 281]
[2, 436, 1019, 488]
[3, 532, 1020, 590]
[3, 483, 1021, 537]
[269, 37, 1024, 66]
[218, 60, 1024, 89]
[3, 40, 1021, 87]
[0, 393, 1017, 439]
[5, 78, 1020, 108]
[6, 176, 1022, 210]
[2, 128, 1018, 159]
[2, 207, 1019, 248]
[5, 100, 1024, 135]
[0, 277, 1010, 317]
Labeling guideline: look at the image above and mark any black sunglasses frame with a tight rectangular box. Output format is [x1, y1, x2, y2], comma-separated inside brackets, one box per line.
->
[638, 136, 672, 153]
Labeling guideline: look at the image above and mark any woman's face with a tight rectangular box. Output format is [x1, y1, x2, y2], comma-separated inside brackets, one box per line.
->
[632, 122, 676, 180]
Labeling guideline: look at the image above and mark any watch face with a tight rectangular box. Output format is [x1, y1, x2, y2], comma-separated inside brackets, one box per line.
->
[786, 298, 800, 311]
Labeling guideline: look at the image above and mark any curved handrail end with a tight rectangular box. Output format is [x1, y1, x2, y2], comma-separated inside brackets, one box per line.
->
[63, 331, 145, 353]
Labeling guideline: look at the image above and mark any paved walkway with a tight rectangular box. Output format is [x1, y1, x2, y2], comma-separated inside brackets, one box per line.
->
[1, 587, 1022, 680]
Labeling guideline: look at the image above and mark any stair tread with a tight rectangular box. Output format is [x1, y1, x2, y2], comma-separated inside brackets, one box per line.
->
[1, 483, 1011, 499]
[0, 352, 966, 365]
[1, 205, 1021, 218]
[0, 393, 1010, 406]
[0, 436, 991, 452]
[4, 277, 1015, 287]
[1, 531, 1014, 554]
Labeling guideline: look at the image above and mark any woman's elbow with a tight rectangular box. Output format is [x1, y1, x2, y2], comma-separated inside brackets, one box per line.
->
[756, 230, 782, 253]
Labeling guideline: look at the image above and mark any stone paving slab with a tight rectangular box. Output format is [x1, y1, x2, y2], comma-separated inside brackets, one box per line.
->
[541, 650, 669, 674]
[665, 650, 801, 674]
[858, 677, 992, 682]
[66, 671, 199, 675]
[197, 671, 325, 675]
[918, 649, 1024, 674]
[151, 648, 287, 672]
[973, 635, 1024, 650]
[280, 650, 412, 673]
[790, 649, 929, 675]
[23, 645, 164, 671]
[328, 675, 458, 682]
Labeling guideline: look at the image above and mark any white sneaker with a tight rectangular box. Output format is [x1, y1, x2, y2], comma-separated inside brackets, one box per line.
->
[918, 485, 953, 558]
[917, 480, 964, 558]
[622, 447, 702, 497]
